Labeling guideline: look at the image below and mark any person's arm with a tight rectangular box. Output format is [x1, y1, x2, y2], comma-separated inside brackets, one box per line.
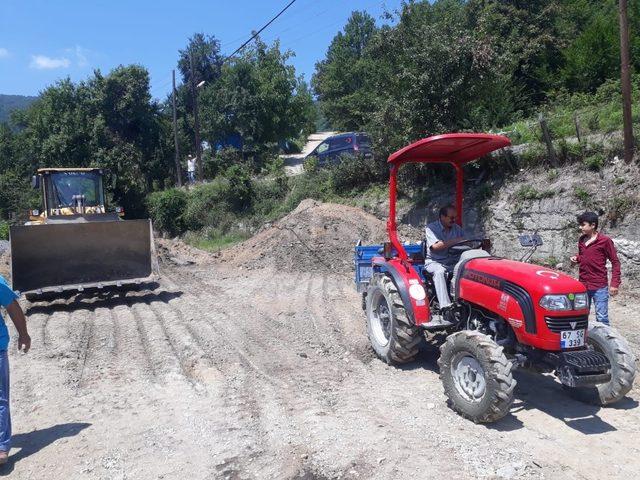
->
[428, 226, 466, 252]
[571, 238, 582, 264]
[430, 237, 466, 252]
[6, 301, 30, 352]
[606, 238, 622, 295]
[431, 226, 466, 252]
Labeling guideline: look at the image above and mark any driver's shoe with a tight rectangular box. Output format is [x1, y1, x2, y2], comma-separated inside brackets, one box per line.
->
[440, 304, 457, 325]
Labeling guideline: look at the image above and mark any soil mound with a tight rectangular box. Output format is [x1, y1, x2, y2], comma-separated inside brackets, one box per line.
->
[220, 199, 421, 274]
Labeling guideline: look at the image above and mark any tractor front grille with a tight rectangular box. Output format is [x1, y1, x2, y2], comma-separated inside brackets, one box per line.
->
[544, 315, 589, 333]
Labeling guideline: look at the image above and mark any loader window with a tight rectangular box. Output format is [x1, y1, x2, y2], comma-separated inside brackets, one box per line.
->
[48, 172, 104, 209]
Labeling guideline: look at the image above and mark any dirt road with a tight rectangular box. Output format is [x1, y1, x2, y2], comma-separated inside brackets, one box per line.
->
[4, 250, 639, 479]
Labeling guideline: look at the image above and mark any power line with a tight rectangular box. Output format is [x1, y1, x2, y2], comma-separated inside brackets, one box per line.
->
[224, 0, 298, 60]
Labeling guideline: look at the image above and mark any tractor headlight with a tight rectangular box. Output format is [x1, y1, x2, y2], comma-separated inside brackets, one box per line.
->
[539, 294, 571, 311]
[573, 293, 588, 310]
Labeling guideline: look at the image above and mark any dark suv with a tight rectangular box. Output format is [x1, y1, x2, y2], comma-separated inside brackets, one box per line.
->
[307, 132, 373, 165]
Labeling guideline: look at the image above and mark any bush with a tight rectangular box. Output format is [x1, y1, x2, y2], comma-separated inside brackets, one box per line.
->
[0, 221, 8, 240]
[515, 185, 555, 201]
[556, 139, 583, 163]
[573, 186, 592, 206]
[282, 169, 333, 212]
[182, 178, 244, 232]
[252, 177, 288, 218]
[583, 153, 604, 171]
[204, 147, 243, 179]
[146, 188, 188, 237]
[303, 155, 319, 173]
[328, 154, 386, 194]
[607, 195, 635, 227]
[224, 164, 254, 211]
[518, 143, 546, 168]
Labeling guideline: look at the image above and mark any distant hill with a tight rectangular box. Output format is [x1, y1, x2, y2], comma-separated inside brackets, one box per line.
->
[0, 94, 38, 123]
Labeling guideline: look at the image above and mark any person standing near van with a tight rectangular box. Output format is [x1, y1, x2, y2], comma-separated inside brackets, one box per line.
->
[570, 211, 621, 325]
[186, 155, 196, 184]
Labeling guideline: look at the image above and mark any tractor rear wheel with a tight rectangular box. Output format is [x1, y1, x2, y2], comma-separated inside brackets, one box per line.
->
[564, 322, 636, 405]
[438, 331, 516, 423]
[365, 273, 421, 365]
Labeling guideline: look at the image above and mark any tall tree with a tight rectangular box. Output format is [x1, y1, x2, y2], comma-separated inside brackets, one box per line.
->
[312, 11, 378, 131]
[199, 39, 315, 169]
[177, 33, 224, 86]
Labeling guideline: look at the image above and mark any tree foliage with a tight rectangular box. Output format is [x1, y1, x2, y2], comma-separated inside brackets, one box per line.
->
[0, 35, 316, 220]
[313, 0, 640, 155]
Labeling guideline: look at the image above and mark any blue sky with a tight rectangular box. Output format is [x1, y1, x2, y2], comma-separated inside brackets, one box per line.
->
[0, 0, 404, 99]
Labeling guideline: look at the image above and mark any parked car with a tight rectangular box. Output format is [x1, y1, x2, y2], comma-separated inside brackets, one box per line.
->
[306, 132, 373, 165]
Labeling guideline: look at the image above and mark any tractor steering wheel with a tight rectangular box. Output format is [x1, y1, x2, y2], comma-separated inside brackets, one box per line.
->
[448, 238, 487, 255]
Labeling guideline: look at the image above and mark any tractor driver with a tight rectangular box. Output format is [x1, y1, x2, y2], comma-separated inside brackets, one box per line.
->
[425, 204, 467, 314]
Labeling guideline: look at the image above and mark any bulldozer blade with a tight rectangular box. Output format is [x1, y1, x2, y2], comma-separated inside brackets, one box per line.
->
[10, 219, 158, 294]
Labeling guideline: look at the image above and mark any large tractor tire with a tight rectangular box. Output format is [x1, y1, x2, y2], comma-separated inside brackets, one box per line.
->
[565, 322, 636, 405]
[438, 331, 516, 423]
[365, 273, 421, 365]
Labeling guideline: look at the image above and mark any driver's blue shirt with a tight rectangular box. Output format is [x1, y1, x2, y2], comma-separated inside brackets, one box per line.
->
[425, 220, 466, 268]
[0, 276, 18, 350]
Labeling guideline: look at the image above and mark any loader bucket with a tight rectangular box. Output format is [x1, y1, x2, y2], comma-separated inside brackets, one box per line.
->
[9, 219, 157, 294]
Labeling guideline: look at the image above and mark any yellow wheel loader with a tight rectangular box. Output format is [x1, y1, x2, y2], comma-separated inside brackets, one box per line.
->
[10, 168, 158, 299]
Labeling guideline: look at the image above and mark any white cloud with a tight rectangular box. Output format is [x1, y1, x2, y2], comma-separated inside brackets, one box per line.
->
[64, 45, 90, 67]
[0, 48, 9, 58]
[74, 45, 89, 67]
[30, 54, 71, 70]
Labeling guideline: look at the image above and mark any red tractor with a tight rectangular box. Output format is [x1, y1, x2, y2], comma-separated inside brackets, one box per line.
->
[354, 133, 636, 423]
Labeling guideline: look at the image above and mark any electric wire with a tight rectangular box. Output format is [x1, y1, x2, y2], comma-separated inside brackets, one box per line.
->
[224, 0, 299, 60]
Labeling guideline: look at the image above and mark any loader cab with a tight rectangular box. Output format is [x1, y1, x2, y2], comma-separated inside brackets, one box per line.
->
[33, 168, 107, 220]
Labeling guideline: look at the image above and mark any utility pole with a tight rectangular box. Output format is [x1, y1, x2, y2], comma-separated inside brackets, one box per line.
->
[172, 70, 182, 187]
[619, 0, 635, 163]
[189, 52, 204, 181]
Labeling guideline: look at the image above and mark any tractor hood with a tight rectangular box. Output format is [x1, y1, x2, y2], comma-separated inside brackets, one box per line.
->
[464, 257, 586, 298]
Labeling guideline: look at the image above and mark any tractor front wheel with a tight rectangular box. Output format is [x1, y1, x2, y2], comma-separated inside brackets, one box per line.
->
[365, 273, 421, 365]
[438, 331, 516, 423]
[564, 322, 636, 405]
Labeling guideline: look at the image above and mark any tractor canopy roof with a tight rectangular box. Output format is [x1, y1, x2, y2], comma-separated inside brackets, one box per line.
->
[388, 133, 511, 166]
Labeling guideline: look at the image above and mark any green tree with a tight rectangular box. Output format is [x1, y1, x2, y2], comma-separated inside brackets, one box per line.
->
[199, 39, 315, 170]
[177, 33, 224, 86]
[5, 66, 173, 218]
[312, 11, 378, 131]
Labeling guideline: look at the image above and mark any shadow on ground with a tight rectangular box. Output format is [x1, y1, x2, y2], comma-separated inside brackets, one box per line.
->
[0, 422, 91, 475]
[25, 286, 183, 315]
[489, 370, 638, 433]
[397, 341, 638, 433]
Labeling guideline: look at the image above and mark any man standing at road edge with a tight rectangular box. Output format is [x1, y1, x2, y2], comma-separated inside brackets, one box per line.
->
[0, 275, 30, 465]
[570, 211, 621, 325]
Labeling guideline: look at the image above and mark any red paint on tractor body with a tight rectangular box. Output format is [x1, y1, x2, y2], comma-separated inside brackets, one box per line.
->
[376, 132, 590, 352]
[459, 258, 589, 350]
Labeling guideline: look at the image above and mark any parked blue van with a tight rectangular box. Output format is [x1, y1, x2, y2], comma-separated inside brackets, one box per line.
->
[306, 132, 373, 164]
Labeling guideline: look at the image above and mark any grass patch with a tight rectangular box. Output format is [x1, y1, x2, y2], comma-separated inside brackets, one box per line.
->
[582, 153, 604, 171]
[0, 221, 8, 240]
[573, 186, 592, 205]
[184, 228, 251, 252]
[515, 184, 555, 201]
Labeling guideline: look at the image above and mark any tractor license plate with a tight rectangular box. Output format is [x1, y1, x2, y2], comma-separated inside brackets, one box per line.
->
[560, 329, 585, 349]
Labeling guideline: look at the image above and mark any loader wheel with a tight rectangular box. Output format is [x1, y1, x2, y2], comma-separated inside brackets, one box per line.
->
[438, 331, 516, 423]
[365, 273, 421, 365]
[564, 322, 636, 406]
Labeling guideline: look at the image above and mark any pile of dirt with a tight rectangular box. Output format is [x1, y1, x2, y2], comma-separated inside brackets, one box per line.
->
[219, 199, 421, 274]
[155, 237, 213, 267]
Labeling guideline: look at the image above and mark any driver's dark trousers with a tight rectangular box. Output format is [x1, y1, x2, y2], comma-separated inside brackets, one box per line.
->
[425, 261, 454, 308]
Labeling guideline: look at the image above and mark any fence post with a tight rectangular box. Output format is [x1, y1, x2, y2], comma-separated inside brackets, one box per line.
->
[573, 113, 582, 144]
[539, 113, 558, 167]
